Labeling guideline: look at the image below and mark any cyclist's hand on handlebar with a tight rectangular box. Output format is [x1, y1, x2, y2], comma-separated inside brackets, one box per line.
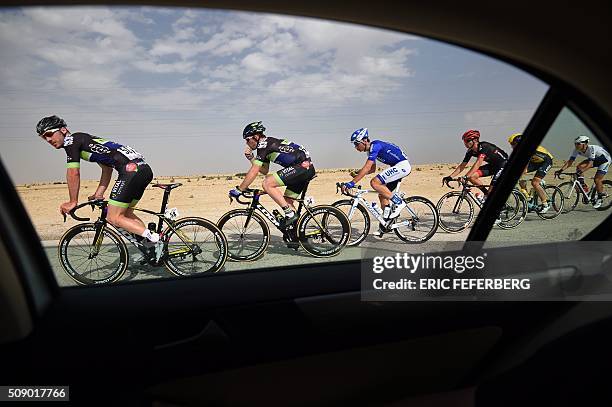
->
[87, 194, 104, 201]
[60, 201, 77, 216]
[442, 176, 453, 185]
[229, 188, 242, 198]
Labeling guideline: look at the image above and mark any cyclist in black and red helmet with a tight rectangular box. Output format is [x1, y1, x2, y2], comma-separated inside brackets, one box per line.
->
[443, 129, 509, 200]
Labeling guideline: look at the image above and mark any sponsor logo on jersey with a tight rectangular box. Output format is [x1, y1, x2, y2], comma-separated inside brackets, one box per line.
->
[257, 141, 268, 149]
[63, 134, 74, 146]
[279, 145, 295, 153]
[125, 162, 137, 172]
[89, 143, 111, 154]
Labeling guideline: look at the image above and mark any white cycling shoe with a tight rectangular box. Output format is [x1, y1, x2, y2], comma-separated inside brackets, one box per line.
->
[389, 200, 406, 218]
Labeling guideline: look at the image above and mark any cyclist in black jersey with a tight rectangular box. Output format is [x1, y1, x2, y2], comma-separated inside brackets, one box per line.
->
[443, 129, 509, 200]
[230, 121, 315, 225]
[36, 115, 162, 259]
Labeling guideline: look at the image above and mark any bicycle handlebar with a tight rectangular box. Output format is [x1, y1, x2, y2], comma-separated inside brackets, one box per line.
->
[443, 176, 465, 189]
[554, 172, 580, 181]
[335, 182, 362, 198]
[63, 199, 106, 222]
[229, 187, 266, 205]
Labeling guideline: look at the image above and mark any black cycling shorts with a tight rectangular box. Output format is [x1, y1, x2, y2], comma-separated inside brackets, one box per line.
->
[109, 160, 154, 208]
[476, 163, 505, 186]
[273, 162, 316, 199]
[527, 156, 553, 179]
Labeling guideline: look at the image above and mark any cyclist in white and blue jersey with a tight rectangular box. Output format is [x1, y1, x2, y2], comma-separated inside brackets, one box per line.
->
[342, 128, 411, 234]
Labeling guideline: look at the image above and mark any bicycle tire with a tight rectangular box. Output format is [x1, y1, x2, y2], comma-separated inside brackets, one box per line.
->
[557, 181, 581, 213]
[217, 210, 270, 261]
[497, 190, 527, 229]
[330, 199, 371, 246]
[163, 217, 228, 275]
[297, 205, 351, 257]
[393, 196, 439, 243]
[58, 223, 128, 285]
[436, 191, 475, 233]
[534, 185, 565, 219]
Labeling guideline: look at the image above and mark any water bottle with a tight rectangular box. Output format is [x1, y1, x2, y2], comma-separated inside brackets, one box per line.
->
[382, 205, 391, 219]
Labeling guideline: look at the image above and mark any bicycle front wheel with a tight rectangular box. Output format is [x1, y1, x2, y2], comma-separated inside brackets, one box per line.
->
[297, 205, 351, 257]
[217, 210, 270, 261]
[393, 196, 439, 243]
[58, 223, 128, 285]
[557, 181, 580, 213]
[331, 199, 371, 246]
[163, 217, 228, 276]
[436, 191, 474, 233]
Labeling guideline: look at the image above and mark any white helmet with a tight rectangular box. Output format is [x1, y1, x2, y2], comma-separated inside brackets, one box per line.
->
[575, 135, 589, 144]
[350, 128, 369, 144]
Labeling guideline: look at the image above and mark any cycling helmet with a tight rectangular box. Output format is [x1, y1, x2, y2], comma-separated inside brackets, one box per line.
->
[243, 121, 266, 139]
[508, 133, 522, 144]
[350, 128, 369, 144]
[574, 135, 589, 144]
[462, 129, 480, 142]
[36, 115, 67, 136]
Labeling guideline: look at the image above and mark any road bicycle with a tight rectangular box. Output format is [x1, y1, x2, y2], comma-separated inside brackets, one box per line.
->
[331, 181, 438, 246]
[555, 172, 612, 212]
[217, 178, 351, 260]
[516, 179, 564, 220]
[59, 183, 228, 285]
[436, 177, 527, 233]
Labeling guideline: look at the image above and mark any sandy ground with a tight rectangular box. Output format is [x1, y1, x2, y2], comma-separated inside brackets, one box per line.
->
[17, 164, 460, 241]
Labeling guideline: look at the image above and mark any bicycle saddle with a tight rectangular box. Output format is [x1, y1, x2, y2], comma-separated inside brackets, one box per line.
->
[152, 183, 183, 190]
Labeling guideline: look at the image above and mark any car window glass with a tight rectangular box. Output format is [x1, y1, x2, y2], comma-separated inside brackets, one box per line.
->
[0, 6, 547, 286]
[485, 107, 611, 247]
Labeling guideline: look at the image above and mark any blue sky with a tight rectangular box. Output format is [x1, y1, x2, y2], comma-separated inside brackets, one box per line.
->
[0, 6, 550, 184]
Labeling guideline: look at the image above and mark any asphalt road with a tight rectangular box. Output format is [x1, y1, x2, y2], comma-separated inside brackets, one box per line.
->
[44, 205, 608, 286]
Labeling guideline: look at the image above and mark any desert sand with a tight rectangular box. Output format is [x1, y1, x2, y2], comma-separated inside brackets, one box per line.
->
[17, 164, 461, 241]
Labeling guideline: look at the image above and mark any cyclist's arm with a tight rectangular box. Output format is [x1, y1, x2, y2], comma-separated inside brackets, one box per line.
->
[465, 155, 485, 178]
[577, 160, 594, 172]
[352, 160, 376, 183]
[90, 163, 113, 198]
[66, 167, 81, 204]
[239, 163, 261, 191]
[558, 158, 575, 172]
[448, 162, 468, 178]
[259, 162, 269, 175]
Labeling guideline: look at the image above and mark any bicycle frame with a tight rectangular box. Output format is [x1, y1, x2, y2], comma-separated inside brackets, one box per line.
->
[343, 188, 419, 230]
[559, 175, 596, 202]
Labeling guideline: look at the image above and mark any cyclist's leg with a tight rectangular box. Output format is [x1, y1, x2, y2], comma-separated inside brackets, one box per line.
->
[373, 160, 411, 217]
[532, 158, 552, 203]
[107, 162, 154, 237]
[283, 164, 316, 206]
[593, 157, 609, 194]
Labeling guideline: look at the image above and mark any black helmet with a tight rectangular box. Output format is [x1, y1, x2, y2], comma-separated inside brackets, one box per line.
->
[36, 115, 67, 136]
[243, 121, 266, 139]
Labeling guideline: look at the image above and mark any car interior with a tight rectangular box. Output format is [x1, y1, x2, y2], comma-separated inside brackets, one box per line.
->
[1, 1, 611, 405]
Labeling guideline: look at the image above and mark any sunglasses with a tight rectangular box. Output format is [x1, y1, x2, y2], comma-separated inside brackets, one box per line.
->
[40, 128, 60, 139]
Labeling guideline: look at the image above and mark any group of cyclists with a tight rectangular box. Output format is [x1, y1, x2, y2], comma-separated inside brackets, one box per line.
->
[36, 114, 611, 259]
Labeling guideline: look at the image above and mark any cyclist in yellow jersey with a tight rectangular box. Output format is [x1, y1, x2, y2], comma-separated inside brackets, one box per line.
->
[508, 133, 554, 213]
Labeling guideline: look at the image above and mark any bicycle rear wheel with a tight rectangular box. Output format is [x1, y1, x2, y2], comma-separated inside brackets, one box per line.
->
[58, 223, 128, 285]
[297, 205, 351, 257]
[331, 199, 371, 246]
[497, 190, 527, 229]
[533, 185, 564, 219]
[595, 180, 612, 211]
[436, 191, 474, 233]
[393, 196, 439, 243]
[217, 210, 270, 261]
[163, 217, 228, 275]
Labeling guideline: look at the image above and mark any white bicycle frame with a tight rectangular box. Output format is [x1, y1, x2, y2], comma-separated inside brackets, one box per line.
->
[345, 181, 419, 230]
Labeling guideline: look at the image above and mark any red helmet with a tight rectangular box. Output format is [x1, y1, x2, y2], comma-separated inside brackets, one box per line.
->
[462, 129, 480, 142]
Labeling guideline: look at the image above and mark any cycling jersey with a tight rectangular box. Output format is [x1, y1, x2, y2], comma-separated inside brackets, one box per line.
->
[530, 146, 554, 164]
[570, 144, 611, 163]
[462, 141, 508, 168]
[63, 132, 145, 170]
[367, 140, 409, 166]
[253, 137, 311, 167]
